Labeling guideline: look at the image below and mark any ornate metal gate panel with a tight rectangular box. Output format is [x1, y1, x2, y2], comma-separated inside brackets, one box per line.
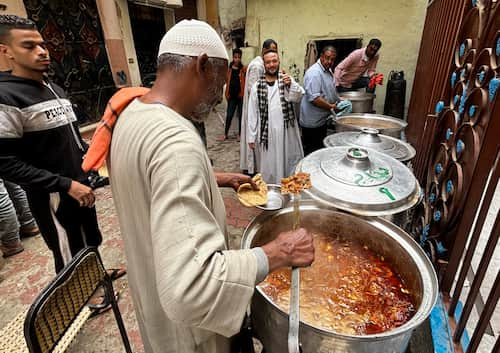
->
[23, 0, 116, 125]
[407, 1, 499, 352]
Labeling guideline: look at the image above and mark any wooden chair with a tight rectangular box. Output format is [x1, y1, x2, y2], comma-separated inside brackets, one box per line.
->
[21, 247, 132, 353]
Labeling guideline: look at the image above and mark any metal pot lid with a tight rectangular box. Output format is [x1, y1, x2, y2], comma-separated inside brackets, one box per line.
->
[335, 113, 408, 131]
[297, 146, 421, 216]
[323, 128, 416, 162]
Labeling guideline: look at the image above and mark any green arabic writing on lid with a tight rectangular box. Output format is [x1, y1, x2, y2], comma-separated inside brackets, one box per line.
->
[379, 187, 396, 200]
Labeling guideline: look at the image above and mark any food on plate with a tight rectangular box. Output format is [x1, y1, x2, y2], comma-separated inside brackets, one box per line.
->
[237, 173, 268, 207]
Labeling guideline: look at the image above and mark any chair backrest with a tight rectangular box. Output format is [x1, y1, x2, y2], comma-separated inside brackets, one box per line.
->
[24, 247, 106, 353]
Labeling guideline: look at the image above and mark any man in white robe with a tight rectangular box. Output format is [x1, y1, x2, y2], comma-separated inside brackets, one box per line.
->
[247, 50, 305, 184]
[107, 20, 314, 353]
[239, 39, 278, 174]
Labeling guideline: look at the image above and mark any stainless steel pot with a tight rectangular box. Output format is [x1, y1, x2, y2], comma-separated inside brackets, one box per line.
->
[339, 91, 375, 113]
[334, 113, 407, 139]
[323, 128, 416, 164]
[242, 202, 438, 353]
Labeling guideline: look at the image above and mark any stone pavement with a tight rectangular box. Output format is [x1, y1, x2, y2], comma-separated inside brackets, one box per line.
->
[0, 105, 258, 353]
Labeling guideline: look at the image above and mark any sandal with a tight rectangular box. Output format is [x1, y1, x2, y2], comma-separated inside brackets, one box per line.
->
[106, 267, 127, 281]
[88, 291, 120, 318]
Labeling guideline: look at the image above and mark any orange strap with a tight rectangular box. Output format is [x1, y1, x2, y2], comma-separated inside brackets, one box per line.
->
[81, 87, 150, 172]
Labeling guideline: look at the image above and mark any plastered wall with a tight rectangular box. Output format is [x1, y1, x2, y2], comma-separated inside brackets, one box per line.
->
[245, 0, 428, 116]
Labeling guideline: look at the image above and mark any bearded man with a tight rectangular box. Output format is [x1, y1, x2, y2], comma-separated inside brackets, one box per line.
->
[105, 20, 314, 353]
[247, 49, 304, 184]
[240, 39, 278, 174]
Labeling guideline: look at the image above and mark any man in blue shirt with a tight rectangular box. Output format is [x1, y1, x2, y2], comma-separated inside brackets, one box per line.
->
[300, 46, 340, 155]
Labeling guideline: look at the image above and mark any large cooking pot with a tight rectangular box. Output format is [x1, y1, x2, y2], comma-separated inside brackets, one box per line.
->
[334, 113, 407, 139]
[323, 128, 416, 164]
[242, 202, 438, 353]
[339, 91, 375, 113]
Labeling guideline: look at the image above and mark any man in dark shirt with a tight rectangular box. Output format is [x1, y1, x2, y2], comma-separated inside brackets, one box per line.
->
[218, 48, 246, 141]
[0, 15, 125, 282]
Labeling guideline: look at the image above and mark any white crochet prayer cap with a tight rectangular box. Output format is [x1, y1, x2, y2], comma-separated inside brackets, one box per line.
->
[158, 19, 228, 60]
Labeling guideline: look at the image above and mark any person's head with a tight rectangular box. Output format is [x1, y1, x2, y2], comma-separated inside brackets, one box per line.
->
[319, 45, 337, 70]
[366, 38, 382, 59]
[263, 49, 279, 77]
[0, 15, 50, 78]
[155, 19, 228, 122]
[261, 39, 278, 56]
[232, 48, 242, 66]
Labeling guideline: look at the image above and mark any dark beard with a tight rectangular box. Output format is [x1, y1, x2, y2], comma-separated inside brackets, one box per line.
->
[265, 69, 278, 77]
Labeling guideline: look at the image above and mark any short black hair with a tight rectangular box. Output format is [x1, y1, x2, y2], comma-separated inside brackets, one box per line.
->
[262, 39, 278, 50]
[321, 45, 337, 55]
[232, 48, 242, 56]
[262, 48, 278, 57]
[368, 38, 382, 48]
[0, 15, 37, 44]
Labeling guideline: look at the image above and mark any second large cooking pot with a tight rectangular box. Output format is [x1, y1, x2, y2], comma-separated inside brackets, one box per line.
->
[242, 203, 438, 353]
[334, 113, 407, 139]
[339, 91, 375, 113]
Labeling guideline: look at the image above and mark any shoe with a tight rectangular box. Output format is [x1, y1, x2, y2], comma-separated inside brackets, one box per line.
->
[88, 290, 121, 318]
[0, 240, 24, 258]
[216, 135, 228, 142]
[20, 226, 40, 239]
[106, 267, 127, 281]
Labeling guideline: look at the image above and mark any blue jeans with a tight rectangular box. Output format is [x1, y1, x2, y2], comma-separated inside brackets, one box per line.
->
[0, 179, 37, 245]
[337, 76, 375, 93]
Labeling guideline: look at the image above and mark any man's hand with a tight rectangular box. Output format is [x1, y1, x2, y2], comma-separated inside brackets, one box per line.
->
[248, 142, 256, 150]
[215, 172, 257, 191]
[68, 180, 95, 207]
[261, 228, 315, 272]
[282, 70, 292, 87]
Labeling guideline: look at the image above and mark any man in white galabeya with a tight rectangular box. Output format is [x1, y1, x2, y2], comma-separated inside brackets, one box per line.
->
[107, 20, 315, 353]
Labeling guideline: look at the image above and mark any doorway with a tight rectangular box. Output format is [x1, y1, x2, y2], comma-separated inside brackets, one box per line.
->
[314, 38, 362, 70]
[127, 3, 166, 85]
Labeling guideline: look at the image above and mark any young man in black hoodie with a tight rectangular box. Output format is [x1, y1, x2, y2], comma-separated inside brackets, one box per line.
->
[0, 15, 124, 279]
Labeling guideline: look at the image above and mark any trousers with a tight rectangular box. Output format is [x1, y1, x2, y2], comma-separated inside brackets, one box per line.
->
[0, 179, 37, 245]
[27, 190, 102, 272]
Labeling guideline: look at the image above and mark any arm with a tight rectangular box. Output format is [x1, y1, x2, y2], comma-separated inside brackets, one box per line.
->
[149, 133, 259, 336]
[335, 53, 356, 81]
[214, 172, 256, 191]
[304, 72, 336, 111]
[247, 83, 259, 149]
[0, 110, 94, 206]
[245, 61, 263, 96]
[149, 130, 314, 337]
[286, 77, 305, 103]
[0, 139, 73, 192]
[367, 55, 379, 78]
[0, 108, 72, 192]
[313, 97, 337, 111]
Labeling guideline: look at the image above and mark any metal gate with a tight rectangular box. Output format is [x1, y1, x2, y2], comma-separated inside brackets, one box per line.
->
[407, 0, 499, 352]
[23, 0, 116, 125]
